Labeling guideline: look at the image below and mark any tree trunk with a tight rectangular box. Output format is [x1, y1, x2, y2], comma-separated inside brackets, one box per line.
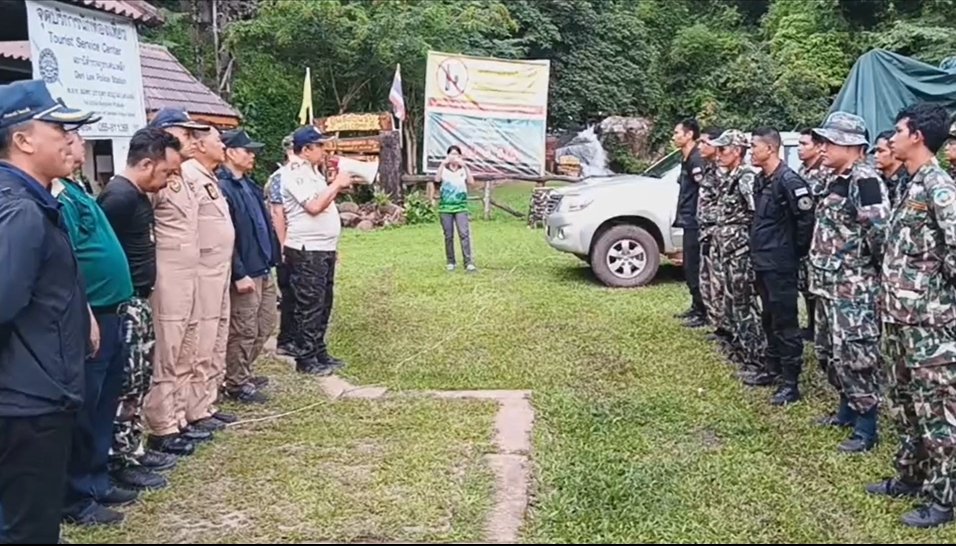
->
[378, 131, 404, 204]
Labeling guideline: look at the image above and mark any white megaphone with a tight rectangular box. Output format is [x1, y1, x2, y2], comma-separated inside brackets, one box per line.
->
[332, 156, 379, 185]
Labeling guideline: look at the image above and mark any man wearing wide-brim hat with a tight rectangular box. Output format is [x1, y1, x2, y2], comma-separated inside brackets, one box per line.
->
[807, 111, 890, 454]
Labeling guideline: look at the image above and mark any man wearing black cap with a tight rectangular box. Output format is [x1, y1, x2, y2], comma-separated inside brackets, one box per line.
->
[218, 129, 280, 403]
[0, 79, 96, 543]
[281, 125, 352, 375]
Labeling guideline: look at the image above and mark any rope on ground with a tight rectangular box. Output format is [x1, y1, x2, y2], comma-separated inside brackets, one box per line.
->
[226, 401, 325, 428]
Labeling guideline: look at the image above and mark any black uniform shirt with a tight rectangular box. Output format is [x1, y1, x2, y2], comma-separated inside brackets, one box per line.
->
[675, 145, 705, 230]
[750, 162, 816, 272]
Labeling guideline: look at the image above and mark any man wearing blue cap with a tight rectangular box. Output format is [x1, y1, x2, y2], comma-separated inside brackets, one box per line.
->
[141, 107, 217, 458]
[280, 125, 352, 375]
[0, 79, 97, 543]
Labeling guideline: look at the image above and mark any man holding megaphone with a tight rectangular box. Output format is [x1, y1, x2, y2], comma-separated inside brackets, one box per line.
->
[278, 126, 352, 376]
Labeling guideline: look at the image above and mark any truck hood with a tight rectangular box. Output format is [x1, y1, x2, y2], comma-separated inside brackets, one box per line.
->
[554, 175, 674, 198]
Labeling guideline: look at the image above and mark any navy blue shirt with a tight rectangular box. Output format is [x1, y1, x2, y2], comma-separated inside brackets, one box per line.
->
[217, 167, 280, 281]
[0, 162, 89, 417]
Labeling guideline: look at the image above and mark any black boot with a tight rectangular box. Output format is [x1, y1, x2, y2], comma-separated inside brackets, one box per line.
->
[902, 503, 954, 528]
[817, 396, 854, 428]
[674, 307, 695, 319]
[771, 383, 801, 406]
[111, 466, 169, 491]
[181, 425, 214, 443]
[838, 406, 878, 453]
[865, 478, 921, 499]
[147, 434, 196, 456]
[743, 370, 778, 387]
[683, 314, 708, 329]
[138, 450, 177, 472]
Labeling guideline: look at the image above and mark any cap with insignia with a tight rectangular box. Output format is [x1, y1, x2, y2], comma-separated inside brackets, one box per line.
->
[148, 107, 209, 131]
[813, 111, 868, 147]
[0, 80, 99, 130]
[709, 129, 750, 148]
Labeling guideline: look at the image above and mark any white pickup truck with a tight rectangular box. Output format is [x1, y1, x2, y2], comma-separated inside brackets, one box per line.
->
[544, 132, 804, 287]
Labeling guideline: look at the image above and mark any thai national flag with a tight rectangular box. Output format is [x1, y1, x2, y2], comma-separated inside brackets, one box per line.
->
[389, 64, 406, 122]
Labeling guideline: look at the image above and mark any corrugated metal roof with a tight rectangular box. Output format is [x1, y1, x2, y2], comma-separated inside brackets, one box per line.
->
[66, 0, 164, 26]
[0, 41, 241, 120]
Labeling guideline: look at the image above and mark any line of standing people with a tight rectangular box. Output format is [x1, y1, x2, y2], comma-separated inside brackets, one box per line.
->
[0, 78, 353, 543]
[673, 103, 956, 528]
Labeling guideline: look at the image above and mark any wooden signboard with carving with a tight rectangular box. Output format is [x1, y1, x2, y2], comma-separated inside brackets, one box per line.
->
[313, 112, 402, 200]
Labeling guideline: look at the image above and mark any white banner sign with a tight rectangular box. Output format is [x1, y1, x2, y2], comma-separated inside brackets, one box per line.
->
[25, 0, 146, 138]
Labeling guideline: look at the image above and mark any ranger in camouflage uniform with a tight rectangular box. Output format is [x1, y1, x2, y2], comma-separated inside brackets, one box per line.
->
[873, 129, 911, 209]
[710, 130, 766, 373]
[797, 129, 833, 345]
[869, 103, 956, 528]
[808, 112, 889, 453]
[696, 128, 730, 349]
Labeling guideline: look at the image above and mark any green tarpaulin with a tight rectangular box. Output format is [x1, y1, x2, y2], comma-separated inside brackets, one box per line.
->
[829, 49, 956, 143]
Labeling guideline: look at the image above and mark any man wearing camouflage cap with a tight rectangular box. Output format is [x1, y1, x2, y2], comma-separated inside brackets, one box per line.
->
[869, 102, 956, 528]
[696, 127, 732, 352]
[710, 130, 767, 386]
[808, 111, 889, 451]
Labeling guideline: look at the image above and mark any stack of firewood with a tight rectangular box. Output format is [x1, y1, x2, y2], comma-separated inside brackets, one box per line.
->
[528, 187, 556, 229]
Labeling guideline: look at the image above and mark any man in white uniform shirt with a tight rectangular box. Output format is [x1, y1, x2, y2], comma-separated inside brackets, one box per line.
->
[281, 126, 351, 375]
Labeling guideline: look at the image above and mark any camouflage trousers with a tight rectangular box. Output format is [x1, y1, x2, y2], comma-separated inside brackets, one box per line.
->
[814, 295, 883, 413]
[884, 323, 956, 506]
[798, 257, 811, 294]
[110, 296, 155, 468]
[716, 228, 765, 366]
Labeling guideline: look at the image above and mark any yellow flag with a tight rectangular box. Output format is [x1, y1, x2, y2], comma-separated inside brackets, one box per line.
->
[298, 67, 313, 125]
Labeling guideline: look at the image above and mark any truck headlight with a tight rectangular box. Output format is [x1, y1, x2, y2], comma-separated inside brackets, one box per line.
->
[562, 194, 593, 212]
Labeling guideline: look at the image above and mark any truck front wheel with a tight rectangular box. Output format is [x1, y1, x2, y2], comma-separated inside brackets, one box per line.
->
[590, 225, 660, 288]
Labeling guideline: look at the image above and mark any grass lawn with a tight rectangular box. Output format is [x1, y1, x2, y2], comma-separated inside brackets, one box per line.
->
[73, 182, 956, 542]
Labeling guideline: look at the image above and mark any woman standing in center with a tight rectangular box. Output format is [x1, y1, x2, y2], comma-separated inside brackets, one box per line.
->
[431, 145, 477, 272]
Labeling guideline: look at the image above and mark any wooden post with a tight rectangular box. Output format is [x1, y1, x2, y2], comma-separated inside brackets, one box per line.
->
[378, 131, 403, 203]
[483, 180, 492, 220]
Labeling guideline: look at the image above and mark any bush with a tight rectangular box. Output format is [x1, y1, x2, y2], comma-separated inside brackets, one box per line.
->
[404, 190, 438, 225]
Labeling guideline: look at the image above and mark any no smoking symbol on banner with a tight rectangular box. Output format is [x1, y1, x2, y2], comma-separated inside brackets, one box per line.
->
[437, 58, 468, 98]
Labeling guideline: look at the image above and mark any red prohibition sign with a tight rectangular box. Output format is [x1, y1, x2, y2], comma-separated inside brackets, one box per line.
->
[437, 58, 468, 98]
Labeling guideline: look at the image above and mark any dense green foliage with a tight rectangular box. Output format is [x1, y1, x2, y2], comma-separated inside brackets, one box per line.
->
[144, 0, 956, 168]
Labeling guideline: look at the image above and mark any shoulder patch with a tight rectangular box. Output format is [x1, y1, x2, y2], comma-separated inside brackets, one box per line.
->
[933, 186, 956, 208]
[794, 186, 809, 197]
[797, 196, 814, 211]
[857, 177, 883, 206]
[692, 167, 702, 174]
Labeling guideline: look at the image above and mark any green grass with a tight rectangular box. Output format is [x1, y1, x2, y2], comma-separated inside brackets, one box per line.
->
[66, 358, 497, 544]
[331, 182, 956, 543]
[76, 182, 956, 543]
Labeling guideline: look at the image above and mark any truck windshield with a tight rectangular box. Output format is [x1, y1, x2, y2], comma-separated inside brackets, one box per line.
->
[642, 150, 681, 178]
